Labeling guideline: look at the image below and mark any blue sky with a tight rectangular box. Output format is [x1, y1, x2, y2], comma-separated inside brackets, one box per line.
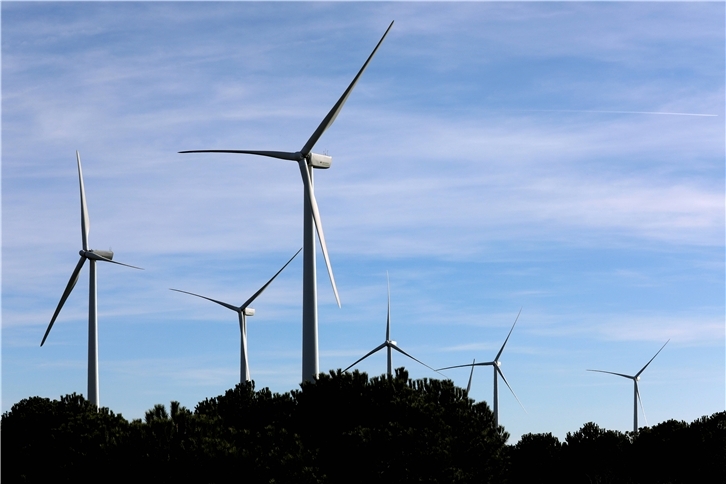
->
[2, 2, 724, 442]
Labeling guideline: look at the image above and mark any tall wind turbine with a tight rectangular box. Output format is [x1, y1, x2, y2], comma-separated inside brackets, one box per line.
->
[41, 151, 142, 407]
[588, 339, 669, 433]
[180, 22, 394, 382]
[437, 309, 525, 427]
[170, 248, 301, 384]
[344, 274, 439, 377]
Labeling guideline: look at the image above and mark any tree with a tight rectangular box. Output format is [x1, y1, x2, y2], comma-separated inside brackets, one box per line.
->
[1, 394, 131, 483]
[507, 432, 562, 483]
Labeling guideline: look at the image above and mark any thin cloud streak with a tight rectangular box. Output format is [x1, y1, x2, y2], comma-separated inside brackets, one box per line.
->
[511, 109, 718, 117]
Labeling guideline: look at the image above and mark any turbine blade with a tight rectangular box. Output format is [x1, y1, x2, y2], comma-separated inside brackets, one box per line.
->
[386, 272, 391, 341]
[343, 342, 387, 372]
[170, 288, 239, 312]
[76, 151, 90, 251]
[41, 256, 86, 346]
[497, 366, 527, 413]
[467, 358, 475, 394]
[298, 160, 340, 307]
[636, 382, 648, 427]
[178, 150, 301, 161]
[240, 248, 302, 309]
[93, 253, 143, 270]
[635, 339, 669, 378]
[300, 21, 394, 156]
[587, 369, 634, 380]
[495, 308, 522, 362]
[436, 361, 493, 372]
[391, 345, 442, 376]
[104, 259, 144, 270]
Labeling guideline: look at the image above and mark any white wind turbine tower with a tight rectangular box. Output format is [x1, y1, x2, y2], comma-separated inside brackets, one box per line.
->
[344, 273, 440, 377]
[588, 339, 669, 433]
[180, 22, 394, 382]
[41, 151, 142, 407]
[170, 248, 301, 384]
[437, 310, 525, 428]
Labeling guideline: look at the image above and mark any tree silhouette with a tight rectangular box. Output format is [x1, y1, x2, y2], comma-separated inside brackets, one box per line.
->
[2, 382, 724, 483]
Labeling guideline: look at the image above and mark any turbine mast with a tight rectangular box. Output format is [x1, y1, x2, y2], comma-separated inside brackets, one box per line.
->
[239, 312, 250, 383]
[493, 365, 499, 427]
[633, 380, 639, 433]
[302, 165, 319, 382]
[88, 259, 99, 406]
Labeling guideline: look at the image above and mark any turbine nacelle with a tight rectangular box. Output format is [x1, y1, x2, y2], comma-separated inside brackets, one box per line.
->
[495, 360, 501, 367]
[307, 152, 332, 169]
[80, 249, 114, 261]
[243, 308, 255, 317]
[389, 340, 397, 346]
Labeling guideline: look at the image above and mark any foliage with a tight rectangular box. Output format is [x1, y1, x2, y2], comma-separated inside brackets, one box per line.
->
[1, 370, 505, 483]
[505, 412, 726, 484]
[2, 375, 724, 484]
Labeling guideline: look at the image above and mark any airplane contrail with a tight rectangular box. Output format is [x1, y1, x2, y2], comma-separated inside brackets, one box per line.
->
[519, 109, 717, 117]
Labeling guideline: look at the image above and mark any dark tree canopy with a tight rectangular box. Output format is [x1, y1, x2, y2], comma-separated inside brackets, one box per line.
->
[2, 369, 507, 484]
[3, 371, 724, 484]
[506, 413, 726, 484]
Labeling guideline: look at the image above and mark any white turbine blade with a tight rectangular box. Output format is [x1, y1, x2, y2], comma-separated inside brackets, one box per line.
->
[93, 253, 143, 270]
[103, 259, 144, 270]
[635, 339, 670, 378]
[298, 159, 340, 307]
[41, 256, 87, 346]
[385, 272, 391, 341]
[390, 345, 442, 376]
[496, 366, 527, 413]
[343, 342, 387, 372]
[636, 382, 648, 426]
[178, 149, 301, 161]
[495, 308, 522, 362]
[437, 361, 493, 372]
[76, 151, 90, 251]
[300, 21, 394, 156]
[587, 369, 635, 380]
[170, 288, 240, 312]
[241, 248, 302, 309]
[467, 359, 476, 394]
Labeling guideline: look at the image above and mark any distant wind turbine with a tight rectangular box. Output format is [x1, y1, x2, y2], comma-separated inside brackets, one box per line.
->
[588, 339, 669, 433]
[170, 248, 301, 384]
[344, 273, 439, 377]
[180, 21, 394, 383]
[437, 309, 525, 427]
[41, 151, 142, 407]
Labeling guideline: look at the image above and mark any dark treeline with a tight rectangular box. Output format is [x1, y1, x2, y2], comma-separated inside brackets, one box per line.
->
[2, 369, 724, 483]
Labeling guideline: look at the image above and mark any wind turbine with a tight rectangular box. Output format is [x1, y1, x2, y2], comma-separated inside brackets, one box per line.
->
[41, 151, 142, 407]
[344, 273, 439, 377]
[170, 248, 301, 384]
[437, 309, 525, 427]
[588, 339, 669, 433]
[180, 22, 394, 382]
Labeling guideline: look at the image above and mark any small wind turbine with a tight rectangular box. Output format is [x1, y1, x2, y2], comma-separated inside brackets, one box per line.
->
[170, 249, 301, 384]
[41, 151, 142, 407]
[180, 22, 394, 383]
[344, 273, 439, 377]
[437, 309, 525, 427]
[588, 339, 669, 433]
